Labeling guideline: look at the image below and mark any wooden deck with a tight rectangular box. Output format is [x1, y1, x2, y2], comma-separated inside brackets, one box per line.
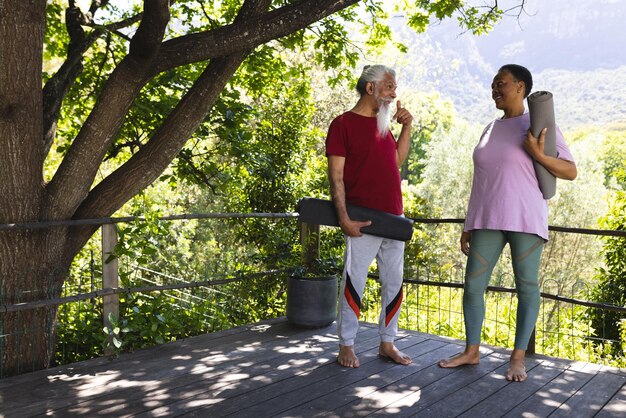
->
[1, 317, 625, 417]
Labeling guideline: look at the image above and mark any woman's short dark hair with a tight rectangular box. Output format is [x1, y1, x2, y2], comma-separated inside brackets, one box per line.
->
[499, 64, 533, 98]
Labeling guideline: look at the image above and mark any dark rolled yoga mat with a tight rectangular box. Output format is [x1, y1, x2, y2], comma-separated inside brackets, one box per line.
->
[297, 197, 414, 242]
[527, 90, 557, 199]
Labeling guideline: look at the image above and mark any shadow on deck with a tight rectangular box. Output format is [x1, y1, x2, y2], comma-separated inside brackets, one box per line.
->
[1, 317, 625, 417]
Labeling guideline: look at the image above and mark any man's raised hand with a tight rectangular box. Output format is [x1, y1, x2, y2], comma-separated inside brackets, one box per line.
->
[394, 100, 413, 127]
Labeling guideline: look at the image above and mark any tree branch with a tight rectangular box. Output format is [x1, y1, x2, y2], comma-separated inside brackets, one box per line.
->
[66, 0, 273, 257]
[88, 0, 111, 18]
[42, 30, 100, 157]
[44, 0, 355, 162]
[43, 0, 170, 220]
[148, 0, 360, 77]
[42, 9, 142, 157]
[74, 0, 272, 220]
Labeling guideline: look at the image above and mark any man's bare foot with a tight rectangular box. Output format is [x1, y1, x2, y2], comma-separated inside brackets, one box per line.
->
[379, 342, 412, 365]
[438, 347, 480, 368]
[506, 350, 527, 382]
[337, 345, 360, 368]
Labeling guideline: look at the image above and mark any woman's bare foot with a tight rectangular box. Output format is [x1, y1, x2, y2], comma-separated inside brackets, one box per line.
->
[337, 345, 360, 368]
[438, 346, 480, 368]
[506, 350, 527, 382]
[379, 342, 412, 365]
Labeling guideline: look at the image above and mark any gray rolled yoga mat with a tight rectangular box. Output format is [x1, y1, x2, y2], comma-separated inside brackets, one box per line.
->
[297, 197, 414, 241]
[527, 90, 557, 199]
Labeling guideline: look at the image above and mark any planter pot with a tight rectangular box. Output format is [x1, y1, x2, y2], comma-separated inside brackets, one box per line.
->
[287, 275, 338, 328]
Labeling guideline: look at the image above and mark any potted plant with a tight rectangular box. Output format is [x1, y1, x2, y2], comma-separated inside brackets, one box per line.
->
[286, 257, 339, 328]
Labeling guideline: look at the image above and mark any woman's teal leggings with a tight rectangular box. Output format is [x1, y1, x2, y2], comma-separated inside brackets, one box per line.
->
[464, 229, 544, 350]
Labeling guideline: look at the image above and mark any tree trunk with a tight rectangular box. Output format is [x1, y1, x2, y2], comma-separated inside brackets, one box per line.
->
[0, 1, 66, 377]
[0, 2, 45, 219]
[0, 230, 71, 375]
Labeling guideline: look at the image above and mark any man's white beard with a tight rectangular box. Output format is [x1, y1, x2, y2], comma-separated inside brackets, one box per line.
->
[376, 98, 393, 135]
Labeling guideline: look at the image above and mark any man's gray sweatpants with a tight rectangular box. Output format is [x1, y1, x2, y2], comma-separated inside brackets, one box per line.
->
[337, 234, 405, 346]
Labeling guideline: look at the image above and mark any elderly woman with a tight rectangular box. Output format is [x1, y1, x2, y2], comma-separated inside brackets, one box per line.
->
[439, 64, 577, 382]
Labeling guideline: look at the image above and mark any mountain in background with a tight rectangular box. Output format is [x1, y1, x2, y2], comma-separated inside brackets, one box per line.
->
[386, 0, 626, 130]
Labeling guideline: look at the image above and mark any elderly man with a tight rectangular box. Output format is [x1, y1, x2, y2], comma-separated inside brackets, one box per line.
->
[326, 65, 413, 368]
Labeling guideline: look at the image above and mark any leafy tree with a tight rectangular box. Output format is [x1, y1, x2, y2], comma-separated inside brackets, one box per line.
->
[590, 162, 626, 347]
[397, 92, 454, 183]
[1, 0, 522, 375]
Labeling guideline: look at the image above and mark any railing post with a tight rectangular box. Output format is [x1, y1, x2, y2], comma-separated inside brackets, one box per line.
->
[102, 223, 119, 355]
[527, 327, 536, 355]
[299, 221, 320, 268]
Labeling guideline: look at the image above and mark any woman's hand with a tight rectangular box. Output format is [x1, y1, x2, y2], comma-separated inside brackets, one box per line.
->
[460, 231, 472, 256]
[523, 128, 546, 160]
[523, 128, 578, 180]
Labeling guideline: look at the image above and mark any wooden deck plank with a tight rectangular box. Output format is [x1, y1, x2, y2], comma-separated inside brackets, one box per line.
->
[457, 360, 565, 417]
[211, 337, 429, 418]
[502, 369, 595, 417]
[133, 325, 385, 417]
[0, 317, 625, 417]
[368, 350, 507, 418]
[277, 340, 462, 417]
[35, 322, 346, 417]
[3, 318, 282, 395]
[411, 357, 544, 417]
[7, 320, 298, 417]
[0, 316, 273, 392]
[550, 371, 626, 418]
[595, 378, 626, 418]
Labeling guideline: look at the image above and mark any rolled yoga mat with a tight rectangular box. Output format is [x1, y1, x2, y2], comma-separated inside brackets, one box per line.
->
[297, 197, 414, 242]
[527, 90, 557, 200]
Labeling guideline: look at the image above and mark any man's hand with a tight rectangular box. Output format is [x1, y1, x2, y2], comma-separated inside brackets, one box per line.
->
[393, 100, 413, 127]
[339, 218, 372, 237]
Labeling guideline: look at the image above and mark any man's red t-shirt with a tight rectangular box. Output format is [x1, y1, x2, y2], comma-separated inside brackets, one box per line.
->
[325, 111, 403, 215]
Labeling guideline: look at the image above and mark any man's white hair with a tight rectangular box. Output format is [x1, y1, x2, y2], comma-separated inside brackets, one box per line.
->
[355, 65, 396, 96]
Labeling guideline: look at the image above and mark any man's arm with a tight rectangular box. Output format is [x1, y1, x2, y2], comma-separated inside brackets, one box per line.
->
[328, 155, 371, 237]
[393, 100, 413, 166]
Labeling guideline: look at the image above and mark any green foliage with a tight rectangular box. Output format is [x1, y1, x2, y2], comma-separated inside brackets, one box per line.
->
[43, 2, 68, 68]
[621, 319, 626, 354]
[599, 129, 626, 189]
[402, 0, 503, 34]
[590, 167, 626, 348]
[55, 299, 105, 364]
[290, 253, 341, 278]
[395, 92, 454, 184]
[114, 210, 172, 276]
[456, 4, 502, 35]
[102, 312, 130, 355]
[116, 294, 178, 349]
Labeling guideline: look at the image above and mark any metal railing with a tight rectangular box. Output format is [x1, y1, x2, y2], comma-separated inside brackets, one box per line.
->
[0, 212, 625, 376]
